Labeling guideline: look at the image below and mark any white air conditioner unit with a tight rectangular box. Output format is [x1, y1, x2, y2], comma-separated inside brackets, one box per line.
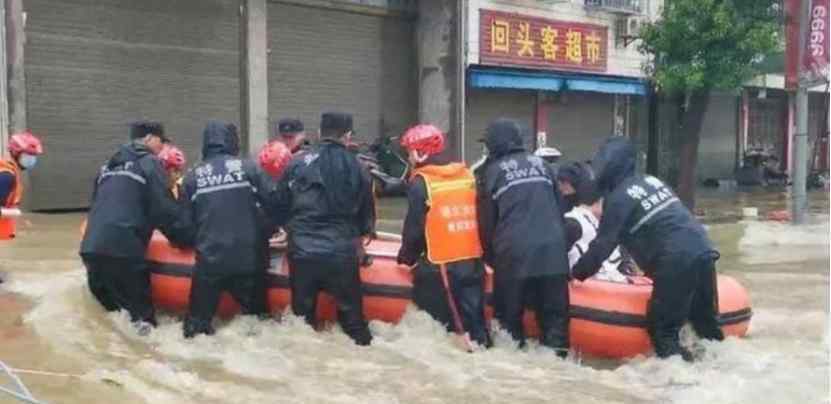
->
[616, 16, 644, 47]
[624, 16, 644, 37]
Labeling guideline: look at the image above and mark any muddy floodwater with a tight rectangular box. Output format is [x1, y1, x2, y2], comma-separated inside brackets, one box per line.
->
[0, 189, 828, 403]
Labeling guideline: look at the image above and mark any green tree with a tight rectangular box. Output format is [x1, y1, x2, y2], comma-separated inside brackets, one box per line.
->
[639, 0, 780, 208]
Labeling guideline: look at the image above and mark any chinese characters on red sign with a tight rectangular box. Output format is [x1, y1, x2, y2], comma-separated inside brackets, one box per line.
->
[786, 0, 830, 89]
[803, 0, 829, 85]
[480, 9, 608, 73]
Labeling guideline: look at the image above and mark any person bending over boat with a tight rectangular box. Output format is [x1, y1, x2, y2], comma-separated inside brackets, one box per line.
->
[80, 120, 190, 334]
[396, 124, 491, 348]
[570, 136, 724, 361]
[475, 118, 570, 357]
[557, 162, 636, 283]
[273, 112, 375, 346]
[533, 146, 562, 173]
[180, 121, 276, 338]
[272, 118, 310, 154]
[0, 131, 44, 240]
[0, 131, 44, 211]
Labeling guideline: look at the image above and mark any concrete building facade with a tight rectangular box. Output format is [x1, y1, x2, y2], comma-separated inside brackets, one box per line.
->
[6, 0, 828, 209]
[460, 0, 660, 164]
[24, 0, 241, 210]
[17, 0, 422, 210]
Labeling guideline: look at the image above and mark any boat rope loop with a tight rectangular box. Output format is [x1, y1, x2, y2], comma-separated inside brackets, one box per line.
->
[0, 360, 46, 404]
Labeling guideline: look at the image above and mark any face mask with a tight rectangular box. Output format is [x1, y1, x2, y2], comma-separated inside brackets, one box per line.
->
[19, 153, 37, 169]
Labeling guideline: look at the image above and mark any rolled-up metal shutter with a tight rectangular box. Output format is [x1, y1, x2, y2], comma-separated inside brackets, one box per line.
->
[464, 88, 536, 164]
[25, 0, 239, 210]
[548, 92, 614, 162]
[267, 2, 417, 146]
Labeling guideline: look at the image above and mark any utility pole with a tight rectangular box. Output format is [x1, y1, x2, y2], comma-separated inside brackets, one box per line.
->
[792, 0, 811, 224]
[6, 0, 24, 135]
[240, 0, 268, 157]
[0, 0, 7, 158]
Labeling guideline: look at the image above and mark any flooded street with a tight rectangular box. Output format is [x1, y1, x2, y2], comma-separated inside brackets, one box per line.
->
[0, 190, 828, 404]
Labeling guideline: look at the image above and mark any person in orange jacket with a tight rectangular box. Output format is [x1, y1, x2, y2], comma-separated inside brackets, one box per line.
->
[396, 124, 491, 348]
[0, 131, 44, 207]
[0, 131, 44, 239]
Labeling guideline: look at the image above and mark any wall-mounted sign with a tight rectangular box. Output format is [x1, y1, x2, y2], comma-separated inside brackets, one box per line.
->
[479, 9, 608, 73]
[803, 0, 829, 85]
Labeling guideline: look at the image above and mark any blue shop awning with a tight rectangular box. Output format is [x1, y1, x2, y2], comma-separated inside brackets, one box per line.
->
[468, 67, 647, 96]
[469, 68, 564, 91]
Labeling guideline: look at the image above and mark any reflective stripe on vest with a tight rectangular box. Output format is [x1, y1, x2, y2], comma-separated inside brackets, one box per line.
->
[416, 164, 483, 264]
[0, 159, 22, 207]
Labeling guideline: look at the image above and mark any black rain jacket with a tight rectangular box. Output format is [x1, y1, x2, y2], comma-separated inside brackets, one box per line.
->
[475, 129, 569, 278]
[80, 142, 189, 259]
[571, 137, 714, 280]
[274, 139, 375, 261]
[181, 121, 273, 275]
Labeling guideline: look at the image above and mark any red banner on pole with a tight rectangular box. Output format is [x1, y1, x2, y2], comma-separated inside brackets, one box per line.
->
[802, 0, 830, 85]
[785, 0, 802, 90]
[479, 9, 608, 73]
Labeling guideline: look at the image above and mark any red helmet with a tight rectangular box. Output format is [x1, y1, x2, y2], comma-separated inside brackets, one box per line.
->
[400, 124, 445, 157]
[9, 131, 44, 158]
[258, 141, 292, 178]
[158, 144, 186, 171]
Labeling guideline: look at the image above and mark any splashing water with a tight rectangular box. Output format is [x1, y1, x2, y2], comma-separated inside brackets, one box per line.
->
[0, 190, 827, 404]
[737, 215, 830, 265]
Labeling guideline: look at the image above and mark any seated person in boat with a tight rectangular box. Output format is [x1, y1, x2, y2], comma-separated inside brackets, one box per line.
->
[80, 120, 190, 334]
[396, 124, 491, 348]
[180, 121, 275, 338]
[257, 140, 295, 247]
[570, 136, 724, 361]
[475, 118, 570, 357]
[273, 112, 375, 346]
[157, 144, 187, 200]
[260, 119, 310, 244]
[557, 162, 636, 283]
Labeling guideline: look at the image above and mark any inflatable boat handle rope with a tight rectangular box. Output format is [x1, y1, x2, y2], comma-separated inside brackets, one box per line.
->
[1, 208, 21, 217]
[0, 360, 46, 404]
[375, 231, 402, 241]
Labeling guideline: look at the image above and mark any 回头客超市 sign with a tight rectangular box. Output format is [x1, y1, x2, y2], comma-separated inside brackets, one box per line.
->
[479, 9, 608, 73]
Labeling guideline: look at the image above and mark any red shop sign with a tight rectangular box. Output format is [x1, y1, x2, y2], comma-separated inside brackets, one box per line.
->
[479, 9, 608, 73]
[802, 0, 830, 85]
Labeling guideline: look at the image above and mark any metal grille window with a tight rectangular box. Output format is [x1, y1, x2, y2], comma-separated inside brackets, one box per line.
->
[748, 97, 786, 157]
[584, 0, 642, 14]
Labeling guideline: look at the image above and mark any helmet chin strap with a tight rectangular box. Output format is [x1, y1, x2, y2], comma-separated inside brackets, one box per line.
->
[413, 150, 429, 165]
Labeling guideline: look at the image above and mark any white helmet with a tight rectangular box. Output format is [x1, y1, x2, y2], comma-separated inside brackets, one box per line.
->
[534, 146, 562, 159]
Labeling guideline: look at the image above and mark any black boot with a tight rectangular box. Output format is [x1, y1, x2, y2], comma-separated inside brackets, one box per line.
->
[541, 331, 570, 359]
[183, 317, 215, 339]
[652, 331, 694, 362]
[470, 329, 493, 349]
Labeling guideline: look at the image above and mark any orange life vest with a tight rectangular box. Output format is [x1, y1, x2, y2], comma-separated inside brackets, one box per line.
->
[0, 159, 22, 239]
[414, 163, 483, 264]
[0, 159, 22, 207]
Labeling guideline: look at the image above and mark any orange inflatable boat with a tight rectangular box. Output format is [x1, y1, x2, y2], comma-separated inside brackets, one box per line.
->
[0, 208, 21, 240]
[146, 232, 752, 359]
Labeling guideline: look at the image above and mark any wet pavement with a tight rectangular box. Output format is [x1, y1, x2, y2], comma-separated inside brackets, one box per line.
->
[0, 189, 827, 403]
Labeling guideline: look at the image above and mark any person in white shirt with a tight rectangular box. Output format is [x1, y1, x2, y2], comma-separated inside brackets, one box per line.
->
[556, 162, 635, 283]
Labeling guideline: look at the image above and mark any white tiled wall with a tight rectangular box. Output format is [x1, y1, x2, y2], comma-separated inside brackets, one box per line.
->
[467, 0, 662, 78]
